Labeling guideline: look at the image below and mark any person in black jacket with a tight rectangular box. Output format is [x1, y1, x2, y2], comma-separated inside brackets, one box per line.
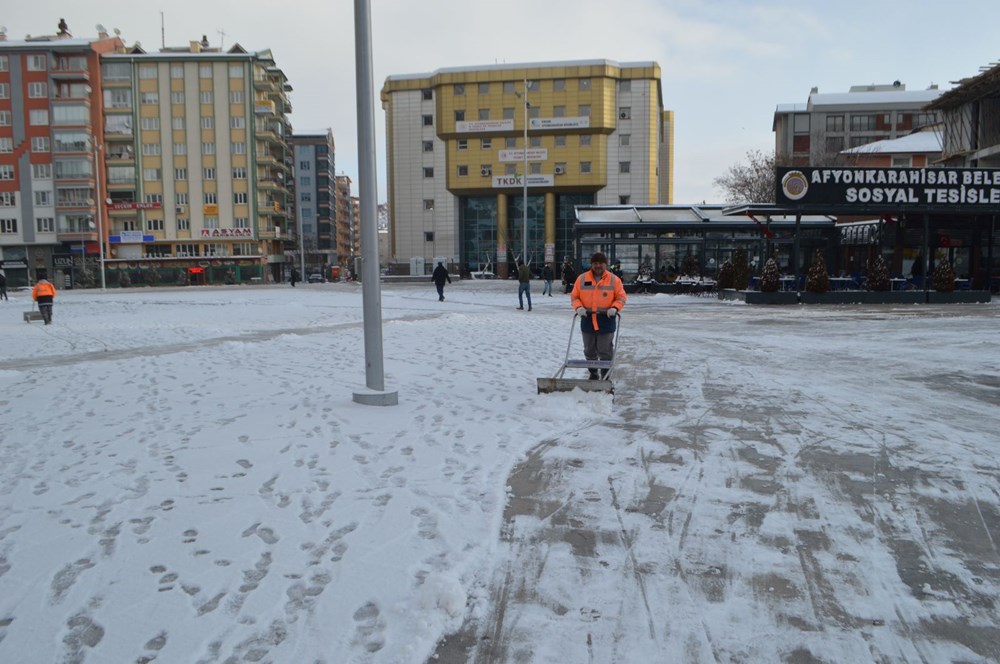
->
[432, 262, 451, 301]
[561, 257, 576, 294]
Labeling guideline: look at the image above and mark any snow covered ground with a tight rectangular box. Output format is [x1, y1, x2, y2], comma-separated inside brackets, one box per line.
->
[0, 281, 998, 663]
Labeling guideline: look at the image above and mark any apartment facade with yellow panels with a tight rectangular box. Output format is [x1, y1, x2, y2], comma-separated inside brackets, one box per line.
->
[100, 42, 292, 284]
[381, 59, 673, 276]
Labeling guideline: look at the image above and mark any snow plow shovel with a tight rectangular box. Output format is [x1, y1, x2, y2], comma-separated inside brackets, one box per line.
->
[537, 311, 620, 395]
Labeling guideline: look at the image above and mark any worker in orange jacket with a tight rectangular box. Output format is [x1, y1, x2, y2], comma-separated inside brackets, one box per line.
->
[32, 275, 56, 325]
[571, 252, 626, 379]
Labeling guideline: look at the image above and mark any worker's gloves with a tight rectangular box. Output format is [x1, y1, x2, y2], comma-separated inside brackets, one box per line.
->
[576, 307, 587, 317]
[605, 307, 618, 317]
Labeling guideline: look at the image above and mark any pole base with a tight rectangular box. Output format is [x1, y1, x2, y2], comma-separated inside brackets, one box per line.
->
[352, 388, 399, 406]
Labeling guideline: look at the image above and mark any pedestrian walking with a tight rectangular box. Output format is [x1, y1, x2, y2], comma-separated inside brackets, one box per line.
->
[32, 274, 57, 325]
[541, 264, 554, 296]
[561, 257, 576, 294]
[432, 261, 451, 301]
[290, 267, 299, 287]
[0, 269, 7, 301]
[516, 260, 532, 311]
[571, 252, 626, 379]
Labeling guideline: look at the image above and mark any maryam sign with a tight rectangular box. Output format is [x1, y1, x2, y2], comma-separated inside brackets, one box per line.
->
[777, 167, 1000, 209]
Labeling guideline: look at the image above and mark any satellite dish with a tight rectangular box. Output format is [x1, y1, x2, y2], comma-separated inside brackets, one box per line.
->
[96, 24, 106, 33]
[114, 28, 121, 36]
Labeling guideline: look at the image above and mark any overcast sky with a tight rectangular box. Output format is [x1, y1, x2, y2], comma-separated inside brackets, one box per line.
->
[7, 0, 1000, 204]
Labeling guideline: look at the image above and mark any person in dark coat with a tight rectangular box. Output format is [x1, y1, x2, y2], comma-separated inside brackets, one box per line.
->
[541, 264, 554, 296]
[561, 258, 576, 294]
[290, 267, 299, 287]
[431, 261, 451, 301]
[0, 270, 7, 301]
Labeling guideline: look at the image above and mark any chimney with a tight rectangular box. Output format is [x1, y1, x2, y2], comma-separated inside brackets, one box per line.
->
[0, 27, 6, 42]
[189, 40, 201, 52]
[809, 86, 818, 94]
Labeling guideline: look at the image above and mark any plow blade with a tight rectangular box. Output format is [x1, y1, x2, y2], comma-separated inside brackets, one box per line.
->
[536, 377, 614, 395]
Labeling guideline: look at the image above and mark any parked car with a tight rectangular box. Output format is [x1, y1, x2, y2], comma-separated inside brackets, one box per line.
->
[307, 273, 325, 283]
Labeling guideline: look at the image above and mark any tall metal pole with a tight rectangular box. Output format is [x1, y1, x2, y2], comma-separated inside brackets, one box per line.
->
[93, 138, 106, 290]
[352, 0, 397, 406]
[522, 78, 528, 265]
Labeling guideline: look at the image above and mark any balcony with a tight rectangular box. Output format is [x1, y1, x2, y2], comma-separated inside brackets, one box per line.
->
[51, 66, 90, 82]
[254, 100, 276, 116]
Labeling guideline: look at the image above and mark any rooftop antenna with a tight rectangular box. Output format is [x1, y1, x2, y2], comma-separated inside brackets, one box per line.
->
[217, 28, 227, 50]
[160, 11, 165, 49]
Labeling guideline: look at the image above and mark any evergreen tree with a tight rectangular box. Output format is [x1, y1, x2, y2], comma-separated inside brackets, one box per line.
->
[805, 249, 829, 293]
[932, 259, 956, 292]
[866, 255, 890, 291]
[759, 256, 781, 292]
[681, 253, 700, 277]
[716, 260, 735, 289]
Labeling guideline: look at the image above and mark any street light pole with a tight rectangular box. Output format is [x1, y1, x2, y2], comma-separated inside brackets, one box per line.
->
[522, 78, 528, 266]
[92, 138, 106, 290]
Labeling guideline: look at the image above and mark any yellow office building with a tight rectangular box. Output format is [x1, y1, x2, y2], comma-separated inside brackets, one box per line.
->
[381, 60, 673, 276]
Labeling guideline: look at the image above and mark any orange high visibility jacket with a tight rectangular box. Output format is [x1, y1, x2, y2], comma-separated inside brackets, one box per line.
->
[32, 280, 56, 300]
[571, 269, 626, 332]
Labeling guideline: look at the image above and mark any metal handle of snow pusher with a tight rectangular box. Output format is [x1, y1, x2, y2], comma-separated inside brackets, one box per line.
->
[557, 310, 621, 376]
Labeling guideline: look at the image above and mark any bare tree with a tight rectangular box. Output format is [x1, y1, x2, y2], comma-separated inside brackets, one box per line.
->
[713, 149, 776, 204]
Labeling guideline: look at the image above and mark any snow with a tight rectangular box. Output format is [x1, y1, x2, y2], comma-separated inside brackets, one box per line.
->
[1, 282, 999, 663]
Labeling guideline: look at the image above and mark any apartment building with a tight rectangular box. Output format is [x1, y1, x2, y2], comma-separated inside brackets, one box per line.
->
[380, 59, 673, 276]
[334, 174, 354, 268]
[0, 22, 123, 287]
[774, 82, 944, 167]
[927, 62, 1000, 168]
[291, 129, 335, 274]
[99, 38, 293, 284]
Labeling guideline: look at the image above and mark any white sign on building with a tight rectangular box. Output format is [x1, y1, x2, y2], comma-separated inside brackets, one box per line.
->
[530, 117, 590, 130]
[456, 119, 514, 133]
[498, 149, 548, 162]
[492, 174, 554, 188]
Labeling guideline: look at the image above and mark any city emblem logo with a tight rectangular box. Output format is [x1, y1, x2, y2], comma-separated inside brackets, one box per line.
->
[781, 170, 809, 200]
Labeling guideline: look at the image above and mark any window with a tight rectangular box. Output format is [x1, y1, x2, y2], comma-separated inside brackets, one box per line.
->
[108, 166, 135, 184]
[824, 136, 844, 154]
[579, 104, 591, 117]
[424, 232, 435, 242]
[177, 218, 190, 231]
[300, 208, 312, 217]
[232, 142, 246, 155]
[171, 65, 184, 79]
[580, 135, 592, 147]
[28, 82, 47, 98]
[457, 139, 468, 150]
[553, 105, 565, 118]
[0, 83, 8, 99]
[230, 90, 244, 104]
[0, 166, 14, 180]
[204, 193, 218, 205]
[580, 161, 592, 174]
[230, 116, 246, 128]
[145, 245, 171, 258]
[204, 216, 219, 229]
[233, 167, 247, 179]
[143, 168, 161, 181]
[176, 243, 199, 256]
[200, 116, 214, 129]
[619, 161, 631, 174]
[423, 167, 434, 178]
[850, 114, 876, 131]
[234, 217, 249, 228]
[529, 136, 542, 148]
[505, 137, 517, 148]
[619, 107, 631, 120]
[505, 164, 517, 176]
[480, 164, 492, 177]
[141, 117, 161, 130]
[171, 91, 185, 104]
[32, 137, 50, 152]
[174, 168, 187, 180]
[176, 193, 189, 205]
[234, 192, 248, 204]
[526, 80, 539, 91]
[504, 81, 516, 94]
[892, 156, 912, 168]
[139, 65, 157, 79]
[141, 91, 159, 104]
[173, 143, 187, 155]
[478, 82, 490, 95]
[0, 111, 9, 126]
[142, 143, 162, 156]
[481, 139, 492, 149]
[299, 176, 311, 185]
[32, 164, 52, 179]
[529, 163, 541, 174]
[422, 114, 433, 126]
[478, 108, 490, 121]
[826, 115, 844, 132]
[578, 79, 591, 91]
[172, 116, 185, 130]
[27, 55, 48, 71]
[455, 110, 465, 122]
[200, 91, 213, 104]
[457, 165, 468, 177]
[36, 217, 55, 233]
[553, 79, 565, 92]
[620, 80, 631, 93]
[0, 219, 17, 234]
[199, 64, 212, 79]
[0, 192, 15, 205]
[454, 84, 465, 95]
[619, 134, 631, 147]
[422, 140, 433, 153]
[0, 56, 7, 72]
[0, 138, 12, 153]
[29, 109, 49, 126]
[105, 88, 132, 109]
[422, 89, 433, 101]
[793, 114, 810, 132]
[300, 192, 312, 202]
[229, 64, 244, 78]
[202, 142, 216, 155]
[528, 106, 540, 119]
[423, 199, 434, 210]
[147, 218, 164, 231]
